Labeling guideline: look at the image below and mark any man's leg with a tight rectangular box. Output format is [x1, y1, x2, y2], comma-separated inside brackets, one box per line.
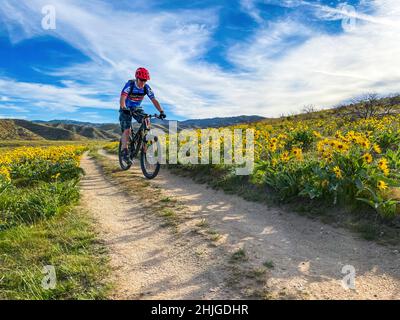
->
[121, 128, 131, 150]
[119, 110, 132, 162]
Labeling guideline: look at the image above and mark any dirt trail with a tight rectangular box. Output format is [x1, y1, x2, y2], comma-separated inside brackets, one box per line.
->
[85, 150, 400, 299]
[79, 153, 239, 299]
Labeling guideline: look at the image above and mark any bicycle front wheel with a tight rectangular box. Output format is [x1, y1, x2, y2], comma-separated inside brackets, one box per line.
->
[140, 134, 161, 179]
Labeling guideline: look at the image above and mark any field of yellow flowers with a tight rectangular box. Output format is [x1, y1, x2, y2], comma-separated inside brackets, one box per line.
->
[103, 114, 400, 218]
[0, 144, 110, 300]
[239, 114, 400, 218]
[0, 145, 86, 229]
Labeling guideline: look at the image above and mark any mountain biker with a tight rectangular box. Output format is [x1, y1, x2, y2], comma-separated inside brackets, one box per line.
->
[119, 67, 166, 163]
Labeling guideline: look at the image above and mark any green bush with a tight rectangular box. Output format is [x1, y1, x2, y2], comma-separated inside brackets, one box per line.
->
[0, 180, 80, 229]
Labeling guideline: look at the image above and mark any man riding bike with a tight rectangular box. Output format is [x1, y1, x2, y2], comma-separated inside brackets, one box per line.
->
[119, 67, 166, 163]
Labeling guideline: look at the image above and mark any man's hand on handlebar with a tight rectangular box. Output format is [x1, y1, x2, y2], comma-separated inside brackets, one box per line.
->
[120, 105, 129, 111]
[159, 111, 167, 120]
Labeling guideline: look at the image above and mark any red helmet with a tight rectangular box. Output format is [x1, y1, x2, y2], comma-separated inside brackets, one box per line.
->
[135, 67, 150, 80]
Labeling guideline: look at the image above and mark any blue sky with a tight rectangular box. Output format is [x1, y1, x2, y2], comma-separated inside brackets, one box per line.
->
[0, 0, 399, 123]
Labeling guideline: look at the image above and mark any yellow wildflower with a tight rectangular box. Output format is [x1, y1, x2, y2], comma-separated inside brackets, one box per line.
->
[373, 144, 382, 154]
[292, 147, 303, 160]
[377, 180, 388, 191]
[333, 166, 343, 179]
[362, 153, 373, 164]
[0, 166, 11, 182]
[280, 151, 290, 162]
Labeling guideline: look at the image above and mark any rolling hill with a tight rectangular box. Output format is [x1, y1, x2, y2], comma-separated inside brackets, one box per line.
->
[178, 115, 266, 128]
[0, 119, 119, 141]
[0, 120, 44, 140]
[35, 115, 267, 132]
[0, 115, 266, 141]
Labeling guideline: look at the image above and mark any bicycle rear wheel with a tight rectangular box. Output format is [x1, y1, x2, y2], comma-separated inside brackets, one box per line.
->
[118, 139, 132, 171]
[140, 134, 161, 179]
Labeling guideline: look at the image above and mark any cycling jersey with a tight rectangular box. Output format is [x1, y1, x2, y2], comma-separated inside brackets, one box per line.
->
[121, 80, 155, 109]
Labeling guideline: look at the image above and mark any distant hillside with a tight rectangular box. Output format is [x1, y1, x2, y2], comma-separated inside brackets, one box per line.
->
[178, 115, 266, 128]
[36, 115, 267, 133]
[1, 115, 265, 141]
[0, 119, 119, 141]
[44, 123, 119, 140]
[34, 119, 104, 127]
[13, 119, 82, 141]
[0, 120, 44, 140]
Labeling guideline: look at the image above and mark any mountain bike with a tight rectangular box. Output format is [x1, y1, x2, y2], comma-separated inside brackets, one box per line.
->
[118, 109, 163, 179]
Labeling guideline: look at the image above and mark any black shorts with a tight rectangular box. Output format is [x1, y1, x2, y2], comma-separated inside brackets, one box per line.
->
[119, 109, 144, 132]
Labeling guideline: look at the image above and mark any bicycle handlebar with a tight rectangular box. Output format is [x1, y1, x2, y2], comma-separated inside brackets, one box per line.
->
[125, 109, 164, 120]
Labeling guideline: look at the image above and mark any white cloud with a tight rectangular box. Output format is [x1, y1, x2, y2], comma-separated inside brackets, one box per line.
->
[227, 0, 400, 115]
[0, 104, 29, 113]
[0, 77, 111, 112]
[0, 0, 400, 119]
[240, 0, 264, 24]
[0, 114, 27, 119]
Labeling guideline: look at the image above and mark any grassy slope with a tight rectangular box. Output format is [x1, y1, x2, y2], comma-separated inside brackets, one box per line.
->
[0, 120, 43, 140]
[12, 120, 82, 141]
[0, 120, 120, 142]
[0, 208, 110, 299]
[47, 123, 120, 140]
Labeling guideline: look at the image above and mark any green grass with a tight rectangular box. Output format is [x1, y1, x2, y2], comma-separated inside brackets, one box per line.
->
[160, 196, 177, 204]
[229, 249, 248, 263]
[0, 208, 110, 300]
[103, 143, 119, 155]
[0, 140, 87, 148]
[195, 219, 209, 228]
[0, 140, 107, 152]
[206, 229, 218, 235]
[246, 267, 267, 279]
[160, 208, 177, 218]
[0, 180, 80, 230]
[0, 143, 111, 299]
[209, 233, 222, 242]
[204, 228, 222, 242]
[263, 260, 274, 269]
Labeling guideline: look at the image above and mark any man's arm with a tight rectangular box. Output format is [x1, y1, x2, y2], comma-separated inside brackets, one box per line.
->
[120, 95, 127, 109]
[151, 98, 164, 113]
[120, 81, 131, 110]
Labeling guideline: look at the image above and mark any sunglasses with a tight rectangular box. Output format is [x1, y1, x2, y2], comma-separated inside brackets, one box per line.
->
[138, 78, 147, 82]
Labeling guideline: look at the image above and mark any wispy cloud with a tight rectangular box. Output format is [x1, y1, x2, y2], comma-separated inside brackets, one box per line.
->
[0, 0, 400, 119]
[240, 0, 264, 24]
[0, 77, 111, 112]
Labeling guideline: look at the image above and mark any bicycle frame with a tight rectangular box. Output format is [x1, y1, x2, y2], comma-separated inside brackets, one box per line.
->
[119, 110, 163, 178]
[128, 111, 159, 159]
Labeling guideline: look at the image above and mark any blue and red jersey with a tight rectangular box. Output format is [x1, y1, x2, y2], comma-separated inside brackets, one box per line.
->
[121, 80, 155, 109]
